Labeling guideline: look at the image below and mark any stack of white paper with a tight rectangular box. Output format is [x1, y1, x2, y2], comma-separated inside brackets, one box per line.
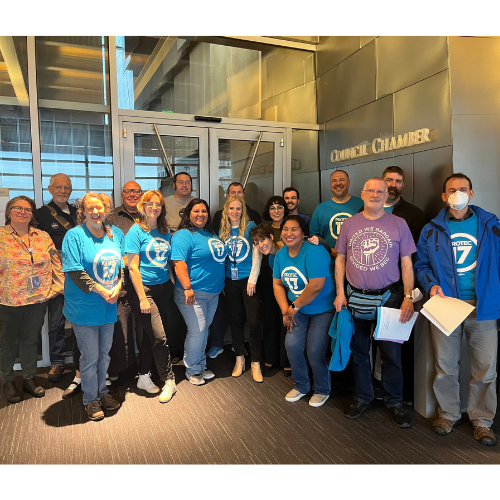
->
[374, 307, 419, 343]
[420, 295, 475, 336]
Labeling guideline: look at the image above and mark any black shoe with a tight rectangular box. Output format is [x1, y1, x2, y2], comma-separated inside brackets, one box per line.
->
[344, 400, 370, 419]
[22, 378, 45, 398]
[262, 364, 274, 373]
[47, 365, 64, 382]
[62, 379, 81, 399]
[4, 381, 22, 404]
[387, 405, 412, 428]
[283, 368, 292, 377]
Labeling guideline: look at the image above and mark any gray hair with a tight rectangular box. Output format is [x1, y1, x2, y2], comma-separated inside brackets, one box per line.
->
[49, 173, 72, 187]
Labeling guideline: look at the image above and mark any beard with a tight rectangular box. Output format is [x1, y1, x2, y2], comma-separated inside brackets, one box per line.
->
[387, 187, 401, 201]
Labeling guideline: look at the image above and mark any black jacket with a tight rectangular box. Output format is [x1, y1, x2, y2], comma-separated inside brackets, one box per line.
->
[36, 200, 77, 250]
[391, 197, 427, 245]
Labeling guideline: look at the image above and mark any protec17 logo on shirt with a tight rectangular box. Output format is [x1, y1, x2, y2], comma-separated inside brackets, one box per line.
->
[281, 266, 309, 295]
[227, 236, 250, 263]
[329, 212, 352, 240]
[93, 249, 121, 287]
[450, 232, 477, 274]
[146, 237, 170, 268]
[208, 238, 226, 263]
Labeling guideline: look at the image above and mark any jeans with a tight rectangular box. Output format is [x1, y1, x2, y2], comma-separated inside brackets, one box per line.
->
[430, 304, 498, 427]
[72, 322, 114, 405]
[285, 309, 334, 395]
[174, 287, 219, 376]
[350, 284, 404, 406]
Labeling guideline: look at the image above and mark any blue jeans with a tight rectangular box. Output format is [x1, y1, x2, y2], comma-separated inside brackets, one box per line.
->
[47, 294, 66, 366]
[72, 323, 114, 405]
[174, 287, 219, 376]
[285, 309, 334, 395]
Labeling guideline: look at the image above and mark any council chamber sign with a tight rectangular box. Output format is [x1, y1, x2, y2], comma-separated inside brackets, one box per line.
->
[330, 128, 435, 164]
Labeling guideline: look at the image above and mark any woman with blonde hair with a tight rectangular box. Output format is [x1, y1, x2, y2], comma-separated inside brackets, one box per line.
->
[220, 195, 263, 382]
[126, 190, 176, 403]
[62, 192, 123, 421]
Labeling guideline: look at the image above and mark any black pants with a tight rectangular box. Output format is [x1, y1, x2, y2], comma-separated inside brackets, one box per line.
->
[127, 279, 174, 382]
[0, 302, 47, 382]
[209, 292, 227, 348]
[258, 264, 289, 368]
[225, 277, 262, 362]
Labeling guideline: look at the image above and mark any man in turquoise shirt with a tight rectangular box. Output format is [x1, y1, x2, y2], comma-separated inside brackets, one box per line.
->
[309, 170, 363, 258]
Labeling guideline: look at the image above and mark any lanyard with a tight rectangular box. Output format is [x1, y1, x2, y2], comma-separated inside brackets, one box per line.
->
[230, 229, 239, 268]
[12, 229, 34, 266]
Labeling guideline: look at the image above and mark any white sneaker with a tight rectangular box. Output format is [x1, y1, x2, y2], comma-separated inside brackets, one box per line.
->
[200, 369, 215, 380]
[137, 373, 160, 394]
[159, 379, 177, 403]
[285, 388, 307, 402]
[309, 394, 329, 407]
[185, 373, 205, 385]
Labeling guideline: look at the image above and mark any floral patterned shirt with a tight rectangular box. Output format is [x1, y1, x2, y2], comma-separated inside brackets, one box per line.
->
[0, 225, 64, 306]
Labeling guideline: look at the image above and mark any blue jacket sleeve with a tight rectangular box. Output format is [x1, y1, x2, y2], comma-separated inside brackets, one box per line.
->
[414, 225, 439, 294]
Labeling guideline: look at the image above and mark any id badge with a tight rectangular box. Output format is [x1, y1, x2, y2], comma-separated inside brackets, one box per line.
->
[231, 267, 239, 280]
[28, 276, 40, 291]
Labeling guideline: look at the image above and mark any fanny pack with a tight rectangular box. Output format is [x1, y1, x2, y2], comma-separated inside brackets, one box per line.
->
[346, 283, 394, 320]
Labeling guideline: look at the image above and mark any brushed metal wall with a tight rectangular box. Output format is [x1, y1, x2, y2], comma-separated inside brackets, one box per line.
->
[318, 37, 452, 215]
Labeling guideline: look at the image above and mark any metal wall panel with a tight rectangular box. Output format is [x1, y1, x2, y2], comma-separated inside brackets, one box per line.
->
[319, 123, 327, 172]
[361, 36, 377, 48]
[452, 114, 500, 216]
[449, 37, 500, 115]
[394, 70, 451, 155]
[272, 81, 317, 124]
[324, 94, 393, 170]
[413, 145, 453, 221]
[377, 36, 448, 99]
[291, 171, 320, 215]
[316, 36, 360, 78]
[317, 40, 376, 123]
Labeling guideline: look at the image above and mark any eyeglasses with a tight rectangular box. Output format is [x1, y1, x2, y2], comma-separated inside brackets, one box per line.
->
[269, 205, 284, 211]
[11, 206, 33, 214]
[145, 202, 162, 208]
[123, 189, 142, 195]
[53, 185, 71, 192]
[363, 189, 388, 196]
[175, 180, 191, 185]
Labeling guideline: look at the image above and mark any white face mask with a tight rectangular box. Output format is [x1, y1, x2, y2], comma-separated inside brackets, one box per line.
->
[448, 190, 469, 211]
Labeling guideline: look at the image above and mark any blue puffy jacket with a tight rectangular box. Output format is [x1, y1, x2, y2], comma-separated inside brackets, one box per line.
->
[415, 205, 500, 321]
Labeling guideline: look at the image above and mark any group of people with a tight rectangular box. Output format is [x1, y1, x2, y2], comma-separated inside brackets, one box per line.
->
[1, 167, 498, 447]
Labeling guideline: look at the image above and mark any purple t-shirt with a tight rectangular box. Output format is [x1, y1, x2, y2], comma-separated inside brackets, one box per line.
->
[336, 212, 416, 290]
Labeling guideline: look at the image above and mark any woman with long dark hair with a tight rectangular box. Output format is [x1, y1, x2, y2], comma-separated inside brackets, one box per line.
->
[171, 198, 227, 385]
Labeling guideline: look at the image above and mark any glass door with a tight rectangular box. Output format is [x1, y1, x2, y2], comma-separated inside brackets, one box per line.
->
[121, 121, 285, 218]
[121, 122, 209, 202]
[209, 128, 284, 216]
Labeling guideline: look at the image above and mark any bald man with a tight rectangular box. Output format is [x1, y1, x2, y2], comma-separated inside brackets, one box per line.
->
[106, 180, 143, 233]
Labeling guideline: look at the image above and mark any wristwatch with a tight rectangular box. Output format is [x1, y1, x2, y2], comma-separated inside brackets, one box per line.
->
[291, 302, 300, 311]
[404, 294, 412, 300]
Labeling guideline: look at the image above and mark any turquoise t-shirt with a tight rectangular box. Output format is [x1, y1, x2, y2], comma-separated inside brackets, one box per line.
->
[273, 241, 335, 315]
[223, 221, 257, 280]
[446, 213, 478, 300]
[309, 196, 364, 248]
[62, 224, 124, 326]
[126, 224, 171, 286]
[384, 205, 394, 213]
[171, 228, 227, 293]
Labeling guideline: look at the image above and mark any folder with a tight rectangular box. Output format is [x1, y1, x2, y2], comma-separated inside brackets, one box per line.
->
[420, 295, 475, 336]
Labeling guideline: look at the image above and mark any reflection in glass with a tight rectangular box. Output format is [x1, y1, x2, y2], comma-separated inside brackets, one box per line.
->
[218, 139, 274, 216]
[116, 36, 316, 123]
[133, 134, 199, 199]
[0, 37, 34, 199]
[35, 36, 109, 105]
[39, 109, 113, 204]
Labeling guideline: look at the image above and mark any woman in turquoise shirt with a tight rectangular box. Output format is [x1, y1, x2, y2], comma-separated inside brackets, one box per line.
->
[172, 199, 227, 386]
[126, 190, 176, 404]
[62, 192, 123, 421]
[219, 196, 263, 382]
[273, 215, 335, 408]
